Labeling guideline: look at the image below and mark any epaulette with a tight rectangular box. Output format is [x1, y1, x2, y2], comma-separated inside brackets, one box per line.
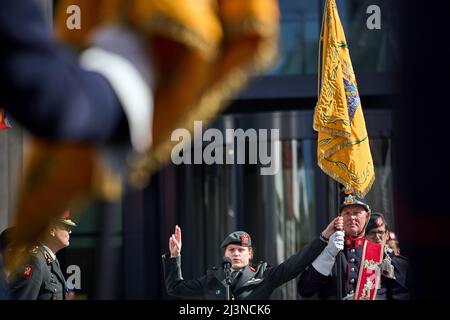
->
[29, 245, 39, 255]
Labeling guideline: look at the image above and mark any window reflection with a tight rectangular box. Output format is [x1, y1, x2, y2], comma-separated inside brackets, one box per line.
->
[365, 137, 395, 227]
[270, 0, 399, 75]
[270, 1, 319, 75]
[272, 139, 317, 299]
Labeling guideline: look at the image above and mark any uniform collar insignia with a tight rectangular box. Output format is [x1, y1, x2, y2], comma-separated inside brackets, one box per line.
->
[40, 245, 55, 265]
[41, 245, 56, 260]
[43, 250, 54, 265]
[344, 236, 365, 248]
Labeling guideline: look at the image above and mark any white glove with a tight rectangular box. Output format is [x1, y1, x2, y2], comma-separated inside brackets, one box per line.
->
[312, 230, 344, 276]
[326, 230, 345, 256]
[80, 25, 154, 153]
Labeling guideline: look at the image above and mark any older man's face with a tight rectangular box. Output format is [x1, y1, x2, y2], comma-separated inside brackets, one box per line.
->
[341, 205, 370, 237]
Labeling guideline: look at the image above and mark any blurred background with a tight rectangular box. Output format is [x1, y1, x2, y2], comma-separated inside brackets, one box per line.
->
[1, 0, 419, 300]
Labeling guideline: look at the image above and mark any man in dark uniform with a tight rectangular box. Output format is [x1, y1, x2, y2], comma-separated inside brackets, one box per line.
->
[8, 211, 77, 300]
[298, 194, 409, 300]
[365, 212, 411, 299]
[162, 222, 342, 300]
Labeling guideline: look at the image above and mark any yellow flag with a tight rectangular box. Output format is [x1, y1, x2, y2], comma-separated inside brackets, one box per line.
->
[314, 0, 375, 197]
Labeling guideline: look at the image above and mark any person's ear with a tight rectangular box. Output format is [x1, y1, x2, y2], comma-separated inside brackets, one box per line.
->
[50, 228, 56, 237]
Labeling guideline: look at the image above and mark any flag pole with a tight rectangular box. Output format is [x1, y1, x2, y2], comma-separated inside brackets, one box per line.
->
[318, 0, 343, 300]
[336, 183, 343, 300]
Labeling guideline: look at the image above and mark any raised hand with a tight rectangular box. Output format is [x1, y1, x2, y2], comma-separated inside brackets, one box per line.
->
[312, 227, 345, 276]
[322, 216, 344, 239]
[169, 225, 182, 257]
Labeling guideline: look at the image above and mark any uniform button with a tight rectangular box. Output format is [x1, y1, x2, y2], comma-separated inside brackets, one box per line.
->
[351, 267, 356, 272]
[350, 278, 355, 284]
[350, 249, 355, 253]
[350, 258, 355, 263]
[350, 290, 354, 294]
[54, 288, 57, 292]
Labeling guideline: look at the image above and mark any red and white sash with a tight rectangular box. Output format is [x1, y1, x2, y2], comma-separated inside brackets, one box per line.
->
[354, 240, 384, 300]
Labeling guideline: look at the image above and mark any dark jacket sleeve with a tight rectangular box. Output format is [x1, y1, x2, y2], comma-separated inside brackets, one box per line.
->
[0, 0, 127, 143]
[9, 256, 44, 300]
[263, 238, 327, 290]
[162, 253, 206, 299]
[386, 255, 411, 300]
[297, 263, 331, 298]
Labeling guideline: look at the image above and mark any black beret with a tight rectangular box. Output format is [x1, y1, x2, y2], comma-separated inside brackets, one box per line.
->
[221, 231, 252, 248]
[366, 212, 386, 232]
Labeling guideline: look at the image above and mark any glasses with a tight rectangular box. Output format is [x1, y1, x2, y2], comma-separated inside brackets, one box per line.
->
[368, 230, 386, 237]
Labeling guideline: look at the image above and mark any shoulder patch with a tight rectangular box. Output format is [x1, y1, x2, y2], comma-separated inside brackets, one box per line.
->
[23, 265, 33, 280]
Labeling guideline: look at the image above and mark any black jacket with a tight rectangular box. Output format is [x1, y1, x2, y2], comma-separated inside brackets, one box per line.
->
[162, 237, 327, 300]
